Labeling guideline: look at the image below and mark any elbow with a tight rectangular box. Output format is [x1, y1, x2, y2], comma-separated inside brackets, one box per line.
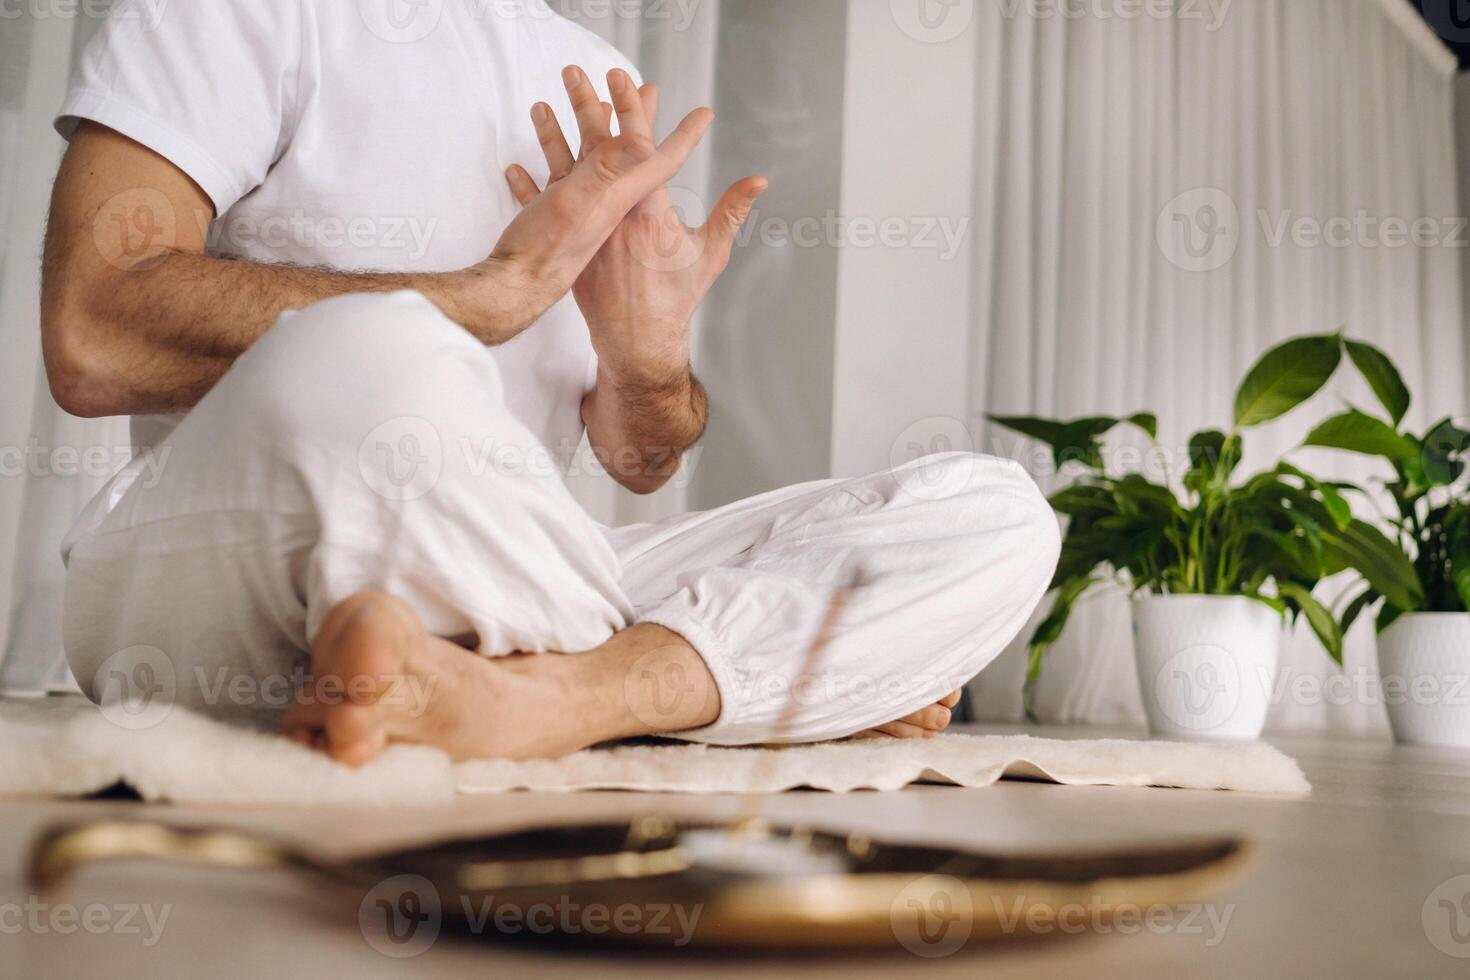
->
[42, 309, 128, 418]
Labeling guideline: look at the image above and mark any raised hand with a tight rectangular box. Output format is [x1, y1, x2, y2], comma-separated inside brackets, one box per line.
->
[465, 69, 716, 343]
[507, 66, 767, 386]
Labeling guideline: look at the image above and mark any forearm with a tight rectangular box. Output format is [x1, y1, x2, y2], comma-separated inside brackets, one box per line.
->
[42, 247, 526, 417]
[583, 362, 708, 495]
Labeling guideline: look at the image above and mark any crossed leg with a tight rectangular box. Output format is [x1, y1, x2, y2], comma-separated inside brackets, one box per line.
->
[64, 293, 1057, 764]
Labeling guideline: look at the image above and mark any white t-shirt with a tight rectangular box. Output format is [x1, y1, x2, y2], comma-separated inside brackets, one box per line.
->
[56, 0, 639, 466]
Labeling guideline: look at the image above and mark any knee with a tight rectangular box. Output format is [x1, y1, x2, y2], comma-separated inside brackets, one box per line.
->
[211, 291, 501, 441]
[907, 452, 1060, 591]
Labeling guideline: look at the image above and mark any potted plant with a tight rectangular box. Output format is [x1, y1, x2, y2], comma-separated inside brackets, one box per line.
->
[1300, 345, 1470, 747]
[990, 334, 1422, 741]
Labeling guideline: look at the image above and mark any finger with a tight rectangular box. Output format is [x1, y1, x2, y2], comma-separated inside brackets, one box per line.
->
[702, 175, 768, 263]
[504, 164, 541, 207]
[639, 83, 660, 130]
[651, 107, 715, 176]
[868, 721, 935, 740]
[608, 68, 653, 140]
[563, 65, 612, 155]
[279, 696, 327, 736]
[531, 103, 574, 182]
[908, 704, 952, 732]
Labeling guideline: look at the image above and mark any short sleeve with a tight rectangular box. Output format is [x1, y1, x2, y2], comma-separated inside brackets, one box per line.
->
[55, 0, 306, 216]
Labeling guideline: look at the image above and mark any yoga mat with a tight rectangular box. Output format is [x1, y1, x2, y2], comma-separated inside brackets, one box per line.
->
[0, 697, 1310, 806]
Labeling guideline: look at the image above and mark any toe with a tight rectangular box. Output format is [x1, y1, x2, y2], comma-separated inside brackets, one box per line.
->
[324, 702, 389, 767]
[869, 720, 934, 740]
[939, 689, 962, 709]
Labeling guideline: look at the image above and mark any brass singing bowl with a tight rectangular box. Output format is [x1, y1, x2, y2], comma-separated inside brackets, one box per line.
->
[29, 816, 1254, 952]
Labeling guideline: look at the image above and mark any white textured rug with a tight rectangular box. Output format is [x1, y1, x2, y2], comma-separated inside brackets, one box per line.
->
[0, 698, 1310, 806]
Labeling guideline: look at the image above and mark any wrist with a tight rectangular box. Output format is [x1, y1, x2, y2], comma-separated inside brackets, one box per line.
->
[436, 257, 551, 344]
[596, 336, 693, 392]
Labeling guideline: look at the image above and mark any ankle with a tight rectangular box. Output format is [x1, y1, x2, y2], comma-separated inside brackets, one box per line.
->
[582, 624, 721, 740]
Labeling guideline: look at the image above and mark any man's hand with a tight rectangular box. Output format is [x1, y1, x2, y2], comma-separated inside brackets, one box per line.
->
[508, 67, 766, 384]
[506, 67, 766, 493]
[42, 99, 714, 417]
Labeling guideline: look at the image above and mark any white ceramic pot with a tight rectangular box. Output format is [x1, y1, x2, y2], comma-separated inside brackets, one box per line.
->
[1377, 613, 1470, 748]
[1132, 595, 1281, 741]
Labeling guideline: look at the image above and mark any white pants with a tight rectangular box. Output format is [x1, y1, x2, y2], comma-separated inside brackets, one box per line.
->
[62, 292, 1060, 744]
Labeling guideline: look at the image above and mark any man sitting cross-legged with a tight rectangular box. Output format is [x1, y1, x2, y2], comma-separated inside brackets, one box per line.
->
[43, 2, 1059, 763]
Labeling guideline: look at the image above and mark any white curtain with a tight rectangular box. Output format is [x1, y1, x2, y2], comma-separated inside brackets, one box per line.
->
[0, 11, 124, 694]
[961, 0, 1468, 733]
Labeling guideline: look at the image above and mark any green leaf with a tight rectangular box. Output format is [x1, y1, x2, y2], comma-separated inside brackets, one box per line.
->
[1320, 519, 1425, 612]
[1233, 334, 1343, 429]
[1048, 484, 1117, 517]
[987, 415, 1064, 446]
[1051, 415, 1157, 470]
[1111, 474, 1184, 517]
[1377, 602, 1404, 635]
[1185, 430, 1243, 493]
[1340, 588, 1378, 635]
[1277, 582, 1344, 666]
[1303, 410, 1421, 465]
[1275, 462, 1352, 530]
[1126, 413, 1159, 441]
[1448, 510, 1470, 613]
[1023, 576, 1099, 722]
[1344, 340, 1410, 426]
[1422, 418, 1470, 488]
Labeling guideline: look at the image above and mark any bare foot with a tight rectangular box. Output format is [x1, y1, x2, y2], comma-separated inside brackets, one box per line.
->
[853, 689, 962, 741]
[279, 590, 720, 766]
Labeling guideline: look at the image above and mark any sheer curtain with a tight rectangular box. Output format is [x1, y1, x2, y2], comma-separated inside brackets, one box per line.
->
[0, 11, 124, 694]
[956, 0, 1467, 732]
